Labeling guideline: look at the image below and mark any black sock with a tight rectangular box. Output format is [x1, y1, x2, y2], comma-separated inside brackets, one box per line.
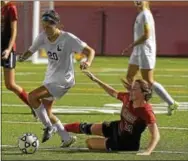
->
[79, 123, 93, 135]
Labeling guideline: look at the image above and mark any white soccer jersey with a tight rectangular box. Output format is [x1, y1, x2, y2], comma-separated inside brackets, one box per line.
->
[133, 9, 156, 56]
[29, 31, 87, 87]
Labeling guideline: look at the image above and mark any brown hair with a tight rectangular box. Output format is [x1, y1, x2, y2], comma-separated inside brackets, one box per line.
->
[135, 79, 152, 101]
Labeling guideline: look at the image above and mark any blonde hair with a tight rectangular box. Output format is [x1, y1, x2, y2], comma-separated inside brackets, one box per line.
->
[144, 1, 150, 10]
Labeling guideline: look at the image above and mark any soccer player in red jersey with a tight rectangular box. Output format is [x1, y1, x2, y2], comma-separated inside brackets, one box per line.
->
[65, 71, 160, 155]
[1, 1, 37, 118]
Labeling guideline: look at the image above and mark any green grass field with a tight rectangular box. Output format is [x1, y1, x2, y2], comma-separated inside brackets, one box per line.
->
[1, 57, 188, 160]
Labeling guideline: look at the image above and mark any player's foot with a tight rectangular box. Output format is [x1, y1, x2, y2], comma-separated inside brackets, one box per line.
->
[60, 136, 77, 148]
[64, 122, 81, 133]
[167, 101, 179, 116]
[42, 126, 55, 143]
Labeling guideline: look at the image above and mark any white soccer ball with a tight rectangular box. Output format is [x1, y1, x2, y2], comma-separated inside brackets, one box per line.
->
[18, 133, 39, 154]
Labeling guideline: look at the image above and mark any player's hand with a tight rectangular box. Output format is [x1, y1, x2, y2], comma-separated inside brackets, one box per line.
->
[80, 61, 90, 70]
[121, 78, 131, 91]
[18, 55, 26, 62]
[122, 44, 133, 55]
[136, 151, 151, 156]
[122, 48, 129, 55]
[82, 70, 97, 82]
[2, 49, 11, 60]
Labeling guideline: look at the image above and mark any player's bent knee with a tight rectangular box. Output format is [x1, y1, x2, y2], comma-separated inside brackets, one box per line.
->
[28, 92, 37, 106]
[5, 83, 16, 91]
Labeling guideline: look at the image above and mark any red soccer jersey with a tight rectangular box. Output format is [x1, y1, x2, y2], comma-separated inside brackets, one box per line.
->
[117, 92, 156, 138]
[1, 2, 18, 51]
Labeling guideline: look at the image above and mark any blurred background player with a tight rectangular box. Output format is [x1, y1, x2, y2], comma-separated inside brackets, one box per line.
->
[1, 1, 37, 119]
[18, 10, 95, 147]
[65, 71, 160, 155]
[122, 1, 179, 115]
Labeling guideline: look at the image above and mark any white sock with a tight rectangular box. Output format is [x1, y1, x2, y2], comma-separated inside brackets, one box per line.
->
[53, 120, 71, 142]
[152, 82, 174, 105]
[34, 103, 52, 128]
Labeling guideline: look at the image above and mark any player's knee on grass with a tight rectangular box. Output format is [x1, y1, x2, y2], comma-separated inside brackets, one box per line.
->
[86, 138, 107, 150]
[86, 138, 93, 149]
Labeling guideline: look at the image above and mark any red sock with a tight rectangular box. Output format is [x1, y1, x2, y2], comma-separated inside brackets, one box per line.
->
[18, 89, 31, 108]
[64, 122, 81, 133]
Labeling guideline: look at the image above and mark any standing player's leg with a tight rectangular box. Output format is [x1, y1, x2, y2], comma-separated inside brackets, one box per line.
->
[126, 53, 140, 84]
[2, 52, 37, 119]
[140, 55, 178, 115]
[42, 99, 75, 147]
[126, 64, 139, 84]
[28, 86, 56, 143]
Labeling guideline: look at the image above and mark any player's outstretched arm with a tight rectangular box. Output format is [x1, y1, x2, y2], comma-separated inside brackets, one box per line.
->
[82, 70, 118, 98]
[18, 50, 33, 62]
[137, 123, 160, 155]
[80, 46, 95, 70]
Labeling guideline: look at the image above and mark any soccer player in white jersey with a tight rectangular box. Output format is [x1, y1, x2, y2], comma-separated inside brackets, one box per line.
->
[122, 1, 178, 115]
[18, 10, 95, 147]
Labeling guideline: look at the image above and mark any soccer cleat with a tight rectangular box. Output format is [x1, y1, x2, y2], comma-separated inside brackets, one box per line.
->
[60, 136, 77, 148]
[167, 101, 179, 116]
[64, 122, 81, 133]
[42, 126, 55, 143]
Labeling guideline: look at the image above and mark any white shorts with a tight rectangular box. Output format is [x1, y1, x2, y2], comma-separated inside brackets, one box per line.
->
[129, 53, 156, 69]
[43, 83, 73, 100]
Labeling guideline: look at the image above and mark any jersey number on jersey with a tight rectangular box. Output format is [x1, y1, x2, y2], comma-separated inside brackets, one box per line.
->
[47, 51, 59, 60]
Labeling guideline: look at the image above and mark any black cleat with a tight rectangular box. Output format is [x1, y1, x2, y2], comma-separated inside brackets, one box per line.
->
[42, 126, 55, 143]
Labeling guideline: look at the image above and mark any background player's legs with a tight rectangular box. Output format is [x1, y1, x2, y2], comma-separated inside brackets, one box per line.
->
[42, 99, 72, 143]
[3, 67, 37, 118]
[141, 69, 178, 115]
[86, 138, 107, 150]
[126, 64, 139, 84]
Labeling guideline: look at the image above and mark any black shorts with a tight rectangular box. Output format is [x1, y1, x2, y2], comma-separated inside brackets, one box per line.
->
[1, 50, 16, 69]
[102, 121, 140, 151]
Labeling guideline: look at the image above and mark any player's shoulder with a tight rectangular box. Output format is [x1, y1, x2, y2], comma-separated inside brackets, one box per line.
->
[64, 32, 80, 40]
[142, 9, 153, 17]
[38, 31, 46, 38]
[117, 92, 130, 101]
[143, 103, 153, 111]
[7, 2, 17, 10]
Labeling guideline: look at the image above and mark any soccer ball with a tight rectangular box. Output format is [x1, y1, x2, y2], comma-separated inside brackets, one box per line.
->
[18, 133, 39, 154]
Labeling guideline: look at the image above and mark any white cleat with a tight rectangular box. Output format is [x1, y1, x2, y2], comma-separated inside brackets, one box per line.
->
[167, 101, 179, 116]
[60, 136, 77, 148]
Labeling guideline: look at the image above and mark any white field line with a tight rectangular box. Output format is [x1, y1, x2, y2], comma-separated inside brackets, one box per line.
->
[1, 145, 188, 154]
[8, 67, 188, 72]
[2, 121, 188, 131]
[2, 103, 188, 110]
[1, 91, 188, 98]
[1, 81, 188, 88]
[2, 72, 188, 77]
